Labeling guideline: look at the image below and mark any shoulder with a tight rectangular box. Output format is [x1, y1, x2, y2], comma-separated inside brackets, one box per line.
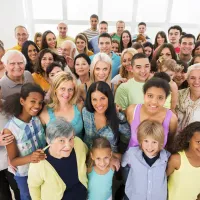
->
[87, 167, 93, 174]
[168, 153, 181, 169]
[126, 104, 137, 120]
[74, 137, 88, 153]
[39, 106, 49, 125]
[112, 52, 120, 60]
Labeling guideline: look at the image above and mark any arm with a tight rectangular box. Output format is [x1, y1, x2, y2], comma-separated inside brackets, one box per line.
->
[125, 104, 136, 125]
[170, 81, 178, 113]
[166, 153, 180, 176]
[5, 128, 46, 167]
[39, 106, 48, 126]
[114, 85, 128, 111]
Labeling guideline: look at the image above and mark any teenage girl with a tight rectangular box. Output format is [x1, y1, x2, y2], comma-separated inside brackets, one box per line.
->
[167, 121, 200, 200]
[87, 137, 115, 200]
[2, 83, 46, 200]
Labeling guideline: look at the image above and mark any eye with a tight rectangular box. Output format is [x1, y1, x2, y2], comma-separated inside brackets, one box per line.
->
[159, 96, 164, 100]
[148, 94, 153, 98]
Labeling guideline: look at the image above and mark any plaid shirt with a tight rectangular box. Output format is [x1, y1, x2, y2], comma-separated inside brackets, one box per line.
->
[5, 116, 46, 176]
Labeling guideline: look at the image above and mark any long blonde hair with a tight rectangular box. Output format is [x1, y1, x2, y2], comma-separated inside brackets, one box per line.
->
[48, 71, 78, 110]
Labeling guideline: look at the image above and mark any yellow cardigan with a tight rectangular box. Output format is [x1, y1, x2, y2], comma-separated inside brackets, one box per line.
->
[28, 137, 88, 200]
[32, 73, 50, 92]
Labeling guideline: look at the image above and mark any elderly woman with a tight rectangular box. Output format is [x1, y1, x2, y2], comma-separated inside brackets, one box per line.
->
[176, 63, 200, 132]
[28, 118, 88, 200]
[0, 50, 33, 100]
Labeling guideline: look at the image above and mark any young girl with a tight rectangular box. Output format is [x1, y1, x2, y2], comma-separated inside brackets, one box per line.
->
[88, 137, 115, 200]
[122, 120, 170, 200]
[167, 122, 200, 200]
[2, 83, 46, 200]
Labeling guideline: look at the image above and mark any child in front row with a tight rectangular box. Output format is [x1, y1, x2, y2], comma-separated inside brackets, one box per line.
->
[122, 120, 170, 200]
[87, 137, 115, 200]
[167, 122, 200, 200]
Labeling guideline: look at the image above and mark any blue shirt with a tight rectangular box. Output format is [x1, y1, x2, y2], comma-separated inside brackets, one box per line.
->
[89, 35, 100, 54]
[88, 167, 114, 200]
[90, 52, 120, 78]
[122, 147, 170, 200]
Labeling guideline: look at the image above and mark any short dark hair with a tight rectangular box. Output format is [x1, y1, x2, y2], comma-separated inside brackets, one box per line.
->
[74, 53, 91, 66]
[138, 22, 146, 27]
[179, 33, 195, 44]
[176, 60, 188, 73]
[131, 53, 148, 66]
[132, 42, 144, 53]
[154, 72, 171, 83]
[90, 14, 98, 20]
[46, 62, 64, 78]
[168, 25, 182, 35]
[99, 21, 108, 26]
[85, 81, 119, 138]
[143, 77, 170, 98]
[98, 32, 112, 43]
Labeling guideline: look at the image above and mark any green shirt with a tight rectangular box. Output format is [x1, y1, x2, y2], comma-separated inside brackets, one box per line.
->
[112, 33, 121, 42]
[115, 79, 145, 110]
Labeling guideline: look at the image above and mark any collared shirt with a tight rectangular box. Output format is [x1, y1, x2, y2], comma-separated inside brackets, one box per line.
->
[82, 107, 118, 152]
[56, 35, 75, 48]
[122, 147, 170, 200]
[0, 71, 33, 100]
[9, 44, 22, 52]
[5, 116, 46, 176]
[177, 54, 193, 65]
[83, 29, 99, 41]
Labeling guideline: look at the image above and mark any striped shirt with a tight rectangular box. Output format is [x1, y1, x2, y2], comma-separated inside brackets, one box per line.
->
[83, 29, 99, 41]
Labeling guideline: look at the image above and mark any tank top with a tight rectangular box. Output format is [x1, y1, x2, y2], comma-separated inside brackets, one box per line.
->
[88, 167, 114, 200]
[168, 151, 200, 200]
[46, 105, 83, 139]
[128, 104, 172, 148]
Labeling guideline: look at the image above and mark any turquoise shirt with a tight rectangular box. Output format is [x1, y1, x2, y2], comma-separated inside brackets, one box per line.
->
[46, 105, 83, 139]
[88, 167, 114, 200]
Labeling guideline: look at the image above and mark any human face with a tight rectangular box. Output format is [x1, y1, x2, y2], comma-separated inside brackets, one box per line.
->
[91, 148, 112, 171]
[28, 45, 38, 63]
[180, 37, 195, 56]
[48, 67, 63, 81]
[194, 46, 200, 56]
[75, 57, 90, 77]
[99, 24, 108, 34]
[76, 38, 86, 52]
[91, 90, 108, 114]
[137, 48, 144, 53]
[61, 43, 71, 57]
[194, 56, 200, 64]
[144, 87, 167, 113]
[46, 33, 56, 49]
[132, 58, 150, 82]
[141, 136, 160, 158]
[56, 80, 75, 103]
[49, 133, 75, 158]
[36, 36, 42, 49]
[90, 17, 98, 30]
[157, 34, 165, 46]
[93, 61, 111, 81]
[57, 23, 67, 38]
[6, 54, 25, 78]
[187, 69, 200, 93]
[122, 33, 130, 47]
[144, 46, 152, 58]
[122, 53, 133, 72]
[188, 132, 200, 158]
[98, 37, 112, 55]
[112, 42, 119, 53]
[116, 22, 125, 36]
[168, 29, 181, 45]
[163, 68, 175, 80]
[138, 25, 146, 34]
[20, 92, 43, 117]
[159, 48, 172, 60]
[41, 53, 54, 72]
[173, 69, 187, 87]
[15, 27, 29, 46]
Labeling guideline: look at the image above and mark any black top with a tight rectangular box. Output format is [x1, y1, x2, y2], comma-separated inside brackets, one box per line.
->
[142, 152, 160, 167]
[46, 148, 87, 200]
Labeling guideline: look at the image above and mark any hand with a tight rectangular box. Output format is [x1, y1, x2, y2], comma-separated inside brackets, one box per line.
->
[118, 78, 128, 85]
[8, 157, 17, 173]
[29, 149, 46, 163]
[0, 132, 14, 146]
[110, 157, 120, 171]
[65, 56, 74, 70]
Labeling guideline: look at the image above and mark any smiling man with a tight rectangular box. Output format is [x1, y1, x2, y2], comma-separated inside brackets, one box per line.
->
[115, 53, 151, 110]
[10, 26, 29, 52]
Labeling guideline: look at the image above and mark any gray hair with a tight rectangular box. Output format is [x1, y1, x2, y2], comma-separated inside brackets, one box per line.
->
[1, 50, 27, 65]
[61, 40, 79, 58]
[187, 63, 200, 78]
[46, 117, 74, 144]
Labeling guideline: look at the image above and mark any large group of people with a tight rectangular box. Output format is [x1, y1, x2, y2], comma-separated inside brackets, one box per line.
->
[0, 13, 200, 200]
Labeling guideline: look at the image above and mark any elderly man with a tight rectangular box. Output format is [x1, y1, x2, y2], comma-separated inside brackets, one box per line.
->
[60, 40, 79, 73]
[57, 22, 75, 48]
[10, 26, 29, 52]
[0, 50, 33, 100]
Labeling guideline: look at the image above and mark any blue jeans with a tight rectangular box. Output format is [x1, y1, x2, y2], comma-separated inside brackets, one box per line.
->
[14, 176, 31, 200]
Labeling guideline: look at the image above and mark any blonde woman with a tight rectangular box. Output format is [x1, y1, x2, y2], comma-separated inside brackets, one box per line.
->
[111, 48, 138, 84]
[40, 71, 84, 139]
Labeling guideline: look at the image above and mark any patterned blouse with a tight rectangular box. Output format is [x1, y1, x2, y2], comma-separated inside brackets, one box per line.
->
[82, 107, 118, 152]
[5, 116, 46, 177]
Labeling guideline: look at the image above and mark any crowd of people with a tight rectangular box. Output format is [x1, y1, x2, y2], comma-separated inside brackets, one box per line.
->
[0, 13, 200, 200]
